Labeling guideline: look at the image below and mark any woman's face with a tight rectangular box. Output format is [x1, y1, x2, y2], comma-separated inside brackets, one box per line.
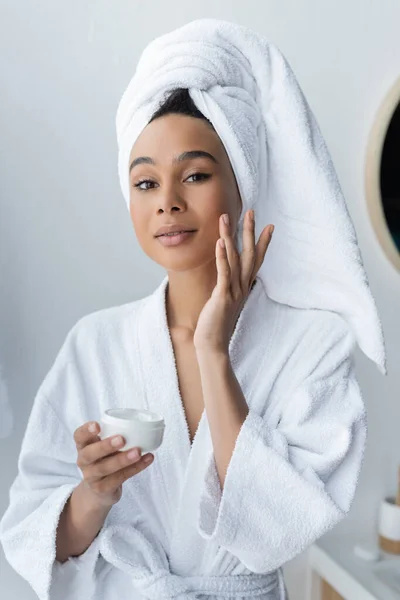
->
[128, 113, 243, 272]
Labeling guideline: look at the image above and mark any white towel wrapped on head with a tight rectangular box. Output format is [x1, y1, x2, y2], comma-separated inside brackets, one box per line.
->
[116, 17, 387, 376]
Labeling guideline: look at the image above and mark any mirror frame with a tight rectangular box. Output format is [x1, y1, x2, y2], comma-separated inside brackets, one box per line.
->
[365, 74, 400, 272]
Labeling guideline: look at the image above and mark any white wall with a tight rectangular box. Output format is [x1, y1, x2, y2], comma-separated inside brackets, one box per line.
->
[1, 2, 399, 598]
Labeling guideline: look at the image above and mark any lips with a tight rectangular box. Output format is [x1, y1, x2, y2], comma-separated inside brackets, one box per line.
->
[156, 230, 197, 247]
[158, 230, 195, 237]
[154, 224, 197, 237]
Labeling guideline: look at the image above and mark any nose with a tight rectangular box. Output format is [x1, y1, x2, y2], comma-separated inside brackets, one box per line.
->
[157, 184, 186, 215]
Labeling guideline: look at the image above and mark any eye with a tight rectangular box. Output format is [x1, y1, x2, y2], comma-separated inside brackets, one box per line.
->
[186, 172, 211, 183]
[132, 172, 211, 191]
[133, 179, 157, 191]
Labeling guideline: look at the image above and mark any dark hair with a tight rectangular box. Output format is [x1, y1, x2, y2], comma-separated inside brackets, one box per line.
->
[149, 88, 214, 129]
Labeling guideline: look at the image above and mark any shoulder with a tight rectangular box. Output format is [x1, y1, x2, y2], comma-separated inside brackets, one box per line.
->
[66, 291, 153, 351]
[289, 306, 353, 350]
[40, 295, 149, 397]
[269, 298, 356, 387]
[29, 289, 159, 434]
[274, 294, 354, 348]
[69, 299, 141, 344]
[257, 274, 354, 355]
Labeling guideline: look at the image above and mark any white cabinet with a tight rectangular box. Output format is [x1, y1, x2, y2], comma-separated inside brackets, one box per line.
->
[306, 534, 400, 600]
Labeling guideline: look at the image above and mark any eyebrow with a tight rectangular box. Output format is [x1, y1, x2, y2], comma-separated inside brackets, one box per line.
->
[129, 150, 219, 174]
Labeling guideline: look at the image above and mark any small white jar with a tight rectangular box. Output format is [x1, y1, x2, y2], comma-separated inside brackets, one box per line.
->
[99, 408, 165, 453]
[378, 496, 400, 554]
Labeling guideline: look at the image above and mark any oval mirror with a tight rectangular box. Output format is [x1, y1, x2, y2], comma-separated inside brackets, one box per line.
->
[365, 75, 400, 272]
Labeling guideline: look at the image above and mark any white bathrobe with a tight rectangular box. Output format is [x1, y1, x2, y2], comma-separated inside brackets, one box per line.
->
[0, 274, 367, 599]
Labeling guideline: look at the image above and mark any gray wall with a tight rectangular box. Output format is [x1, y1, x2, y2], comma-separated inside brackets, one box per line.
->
[1, 2, 399, 598]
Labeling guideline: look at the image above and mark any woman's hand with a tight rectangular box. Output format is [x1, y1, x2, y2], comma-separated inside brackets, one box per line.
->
[193, 209, 274, 353]
[74, 421, 154, 508]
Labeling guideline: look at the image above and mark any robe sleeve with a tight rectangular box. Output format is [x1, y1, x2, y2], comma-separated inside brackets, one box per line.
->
[196, 323, 368, 573]
[0, 324, 112, 600]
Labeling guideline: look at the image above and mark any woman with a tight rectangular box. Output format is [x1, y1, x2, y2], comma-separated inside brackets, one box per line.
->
[0, 18, 386, 600]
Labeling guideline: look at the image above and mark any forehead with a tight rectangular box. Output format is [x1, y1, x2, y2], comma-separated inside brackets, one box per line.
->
[129, 113, 228, 164]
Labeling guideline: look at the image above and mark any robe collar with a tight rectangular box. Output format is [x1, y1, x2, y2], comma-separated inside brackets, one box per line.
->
[134, 273, 278, 569]
[136, 274, 264, 467]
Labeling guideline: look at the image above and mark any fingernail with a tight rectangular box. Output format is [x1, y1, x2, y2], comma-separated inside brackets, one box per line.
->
[88, 423, 97, 433]
[143, 454, 153, 463]
[270, 225, 275, 236]
[111, 435, 124, 447]
[223, 214, 229, 225]
[249, 210, 254, 221]
[127, 448, 140, 461]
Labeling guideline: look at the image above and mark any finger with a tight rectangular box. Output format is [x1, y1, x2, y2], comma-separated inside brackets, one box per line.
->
[216, 235, 231, 294]
[91, 454, 154, 494]
[84, 446, 144, 481]
[74, 421, 101, 451]
[240, 210, 256, 290]
[220, 214, 241, 297]
[78, 434, 127, 467]
[250, 225, 274, 283]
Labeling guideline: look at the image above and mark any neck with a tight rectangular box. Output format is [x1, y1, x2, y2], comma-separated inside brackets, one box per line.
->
[165, 267, 218, 335]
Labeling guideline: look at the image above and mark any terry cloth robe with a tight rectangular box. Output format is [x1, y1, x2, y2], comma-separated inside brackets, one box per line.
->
[0, 274, 367, 600]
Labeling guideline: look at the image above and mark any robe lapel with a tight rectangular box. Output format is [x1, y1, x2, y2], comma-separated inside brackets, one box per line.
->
[137, 274, 267, 572]
[136, 275, 194, 529]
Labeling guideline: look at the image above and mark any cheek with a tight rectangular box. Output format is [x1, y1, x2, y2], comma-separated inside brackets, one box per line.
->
[129, 207, 149, 241]
[201, 181, 232, 217]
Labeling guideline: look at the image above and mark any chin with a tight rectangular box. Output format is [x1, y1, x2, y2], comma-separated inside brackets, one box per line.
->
[158, 257, 200, 272]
